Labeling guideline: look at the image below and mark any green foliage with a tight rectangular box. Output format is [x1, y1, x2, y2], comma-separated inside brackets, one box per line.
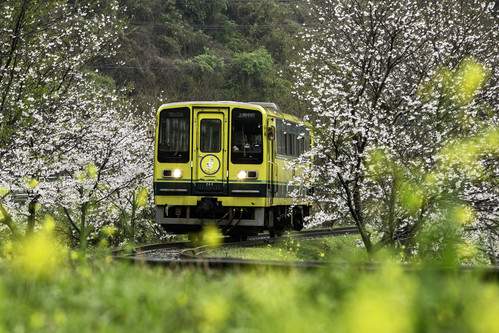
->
[192, 52, 225, 74]
[229, 46, 275, 100]
[85, 71, 117, 90]
[0, 249, 498, 332]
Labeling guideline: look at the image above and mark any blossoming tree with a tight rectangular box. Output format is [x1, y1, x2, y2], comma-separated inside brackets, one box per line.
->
[0, 0, 157, 248]
[293, 0, 499, 260]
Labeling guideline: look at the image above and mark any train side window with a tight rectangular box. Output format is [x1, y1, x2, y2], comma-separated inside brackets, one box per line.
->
[157, 107, 190, 163]
[200, 119, 221, 153]
[286, 133, 293, 156]
[277, 130, 284, 155]
[293, 134, 299, 156]
[299, 137, 305, 155]
[275, 118, 311, 157]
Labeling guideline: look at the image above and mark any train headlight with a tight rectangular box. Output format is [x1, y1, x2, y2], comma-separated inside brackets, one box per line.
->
[173, 169, 182, 178]
[237, 170, 258, 180]
[163, 169, 183, 178]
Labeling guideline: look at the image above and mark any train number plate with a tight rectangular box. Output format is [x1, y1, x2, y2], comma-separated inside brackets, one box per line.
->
[196, 183, 222, 192]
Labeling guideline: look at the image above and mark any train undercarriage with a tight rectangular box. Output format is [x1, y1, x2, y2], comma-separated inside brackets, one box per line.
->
[156, 198, 308, 240]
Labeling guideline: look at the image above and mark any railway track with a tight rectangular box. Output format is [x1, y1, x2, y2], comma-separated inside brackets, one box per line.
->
[111, 227, 499, 278]
[111, 226, 358, 268]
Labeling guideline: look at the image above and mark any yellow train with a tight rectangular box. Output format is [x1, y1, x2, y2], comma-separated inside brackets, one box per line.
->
[154, 101, 311, 239]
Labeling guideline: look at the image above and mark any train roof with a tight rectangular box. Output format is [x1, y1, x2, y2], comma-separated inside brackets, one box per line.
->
[157, 101, 305, 124]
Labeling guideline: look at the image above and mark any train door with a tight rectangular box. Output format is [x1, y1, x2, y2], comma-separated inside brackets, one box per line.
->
[192, 108, 228, 195]
[267, 118, 276, 205]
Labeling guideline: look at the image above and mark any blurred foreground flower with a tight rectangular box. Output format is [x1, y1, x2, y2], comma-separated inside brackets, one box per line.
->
[202, 224, 223, 249]
[136, 187, 149, 208]
[457, 242, 478, 261]
[452, 205, 476, 226]
[341, 262, 416, 333]
[0, 186, 9, 196]
[455, 58, 489, 105]
[102, 225, 117, 237]
[25, 177, 39, 189]
[13, 216, 65, 279]
[85, 163, 98, 179]
[466, 284, 499, 333]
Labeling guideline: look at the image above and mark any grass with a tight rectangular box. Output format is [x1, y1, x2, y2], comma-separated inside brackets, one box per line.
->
[209, 234, 367, 262]
[0, 255, 498, 332]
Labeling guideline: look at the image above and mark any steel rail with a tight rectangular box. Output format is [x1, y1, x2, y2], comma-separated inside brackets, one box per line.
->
[112, 254, 499, 279]
[111, 226, 359, 258]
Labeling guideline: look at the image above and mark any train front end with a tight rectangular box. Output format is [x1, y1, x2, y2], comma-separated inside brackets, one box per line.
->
[154, 102, 271, 237]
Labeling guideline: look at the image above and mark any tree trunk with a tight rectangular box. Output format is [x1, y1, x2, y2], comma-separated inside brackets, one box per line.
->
[79, 202, 88, 250]
[0, 201, 21, 239]
[27, 194, 40, 235]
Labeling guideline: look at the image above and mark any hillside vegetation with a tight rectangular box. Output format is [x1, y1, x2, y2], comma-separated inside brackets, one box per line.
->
[101, 0, 312, 115]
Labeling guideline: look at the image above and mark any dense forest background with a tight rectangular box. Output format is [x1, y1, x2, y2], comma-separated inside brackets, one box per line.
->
[96, 0, 313, 115]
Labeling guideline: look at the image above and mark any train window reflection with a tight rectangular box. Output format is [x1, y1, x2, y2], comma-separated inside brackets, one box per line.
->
[158, 107, 190, 163]
[231, 108, 263, 164]
[200, 119, 221, 153]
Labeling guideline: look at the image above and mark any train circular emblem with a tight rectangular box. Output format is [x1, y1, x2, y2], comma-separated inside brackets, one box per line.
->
[200, 154, 220, 175]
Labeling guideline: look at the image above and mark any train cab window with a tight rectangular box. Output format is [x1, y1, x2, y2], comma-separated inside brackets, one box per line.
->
[200, 119, 221, 153]
[231, 108, 263, 164]
[157, 107, 190, 163]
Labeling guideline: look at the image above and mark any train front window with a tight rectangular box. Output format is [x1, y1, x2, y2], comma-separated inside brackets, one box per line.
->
[200, 119, 221, 153]
[158, 107, 190, 163]
[231, 108, 263, 164]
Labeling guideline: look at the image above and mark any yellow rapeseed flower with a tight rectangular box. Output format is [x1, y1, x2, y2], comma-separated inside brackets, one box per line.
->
[15, 215, 64, 279]
[102, 225, 117, 237]
[202, 224, 223, 249]
[452, 205, 476, 226]
[79, 266, 93, 279]
[341, 263, 415, 333]
[54, 309, 67, 326]
[466, 285, 499, 333]
[25, 177, 39, 189]
[0, 186, 9, 196]
[70, 251, 80, 261]
[399, 182, 424, 215]
[456, 58, 489, 104]
[457, 242, 477, 261]
[483, 127, 499, 154]
[136, 187, 149, 208]
[44, 215, 56, 231]
[199, 296, 229, 333]
[85, 163, 98, 179]
[30, 311, 46, 330]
